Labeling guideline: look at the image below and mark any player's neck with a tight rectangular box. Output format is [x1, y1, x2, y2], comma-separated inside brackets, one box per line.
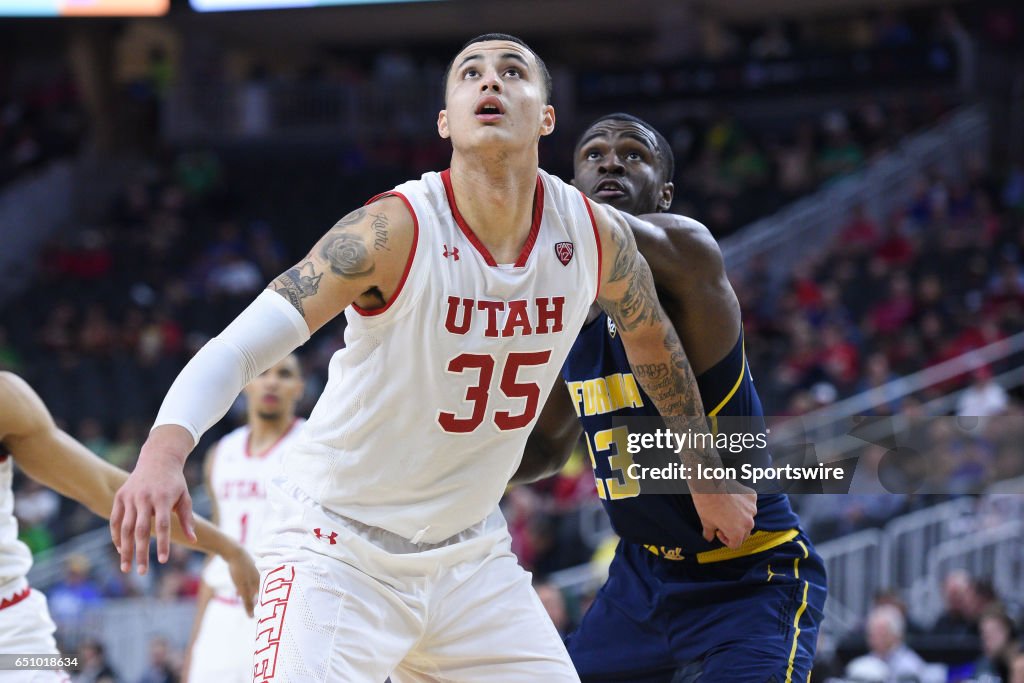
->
[247, 415, 295, 456]
[449, 151, 539, 263]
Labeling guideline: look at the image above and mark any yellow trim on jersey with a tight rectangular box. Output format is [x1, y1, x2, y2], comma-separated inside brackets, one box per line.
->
[644, 528, 799, 564]
[695, 528, 798, 564]
[707, 340, 747, 418]
[785, 540, 811, 683]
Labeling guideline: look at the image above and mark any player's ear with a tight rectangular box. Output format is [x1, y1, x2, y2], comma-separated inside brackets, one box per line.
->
[539, 105, 556, 137]
[658, 182, 674, 212]
[438, 110, 450, 139]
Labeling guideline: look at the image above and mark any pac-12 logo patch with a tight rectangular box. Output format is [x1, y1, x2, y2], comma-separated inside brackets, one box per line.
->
[555, 241, 574, 266]
[607, 316, 617, 338]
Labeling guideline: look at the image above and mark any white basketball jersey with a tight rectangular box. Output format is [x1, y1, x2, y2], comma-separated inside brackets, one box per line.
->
[202, 419, 304, 596]
[286, 169, 601, 543]
[0, 454, 33, 587]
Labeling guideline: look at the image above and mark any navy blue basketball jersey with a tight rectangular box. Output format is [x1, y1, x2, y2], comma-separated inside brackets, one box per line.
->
[562, 312, 799, 553]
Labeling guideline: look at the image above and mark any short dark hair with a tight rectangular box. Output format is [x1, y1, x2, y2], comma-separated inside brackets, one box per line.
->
[576, 113, 675, 183]
[443, 33, 552, 104]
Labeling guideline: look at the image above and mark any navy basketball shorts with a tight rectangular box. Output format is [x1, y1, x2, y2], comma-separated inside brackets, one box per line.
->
[566, 530, 827, 683]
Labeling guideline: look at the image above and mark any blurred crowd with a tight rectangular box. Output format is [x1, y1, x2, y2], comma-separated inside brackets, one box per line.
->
[0, 68, 85, 188]
[813, 570, 1024, 683]
[666, 98, 954, 234]
[0, 4, 1022, 680]
[2, 111, 1023, 577]
[741, 159, 1024, 415]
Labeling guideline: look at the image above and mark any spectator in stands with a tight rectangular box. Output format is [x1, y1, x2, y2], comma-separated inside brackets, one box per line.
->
[839, 204, 882, 252]
[874, 590, 928, 637]
[76, 639, 119, 683]
[136, 636, 179, 683]
[844, 446, 908, 531]
[846, 604, 928, 683]
[858, 353, 903, 415]
[931, 570, 980, 638]
[14, 478, 59, 553]
[956, 367, 1009, 418]
[48, 554, 104, 648]
[969, 607, 1018, 681]
[817, 110, 864, 181]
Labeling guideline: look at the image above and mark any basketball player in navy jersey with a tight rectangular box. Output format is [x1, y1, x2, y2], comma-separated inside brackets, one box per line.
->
[515, 114, 828, 682]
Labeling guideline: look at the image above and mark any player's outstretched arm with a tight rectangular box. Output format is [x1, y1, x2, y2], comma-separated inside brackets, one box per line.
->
[512, 383, 582, 484]
[591, 204, 756, 549]
[113, 196, 416, 575]
[0, 373, 260, 613]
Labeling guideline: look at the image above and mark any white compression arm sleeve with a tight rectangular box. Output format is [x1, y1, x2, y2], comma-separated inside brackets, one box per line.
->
[153, 289, 311, 445]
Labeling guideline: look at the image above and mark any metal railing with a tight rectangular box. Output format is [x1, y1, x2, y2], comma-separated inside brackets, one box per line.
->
[54, 598, 195, 682]
[880, 498, 979, 595]
[911, 520, 1024, 627]
[770, 330, 1024, 456]
[815, 528, 884, 635]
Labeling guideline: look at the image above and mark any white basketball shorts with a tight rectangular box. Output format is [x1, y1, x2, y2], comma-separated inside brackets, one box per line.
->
[250, 478, 579, 682]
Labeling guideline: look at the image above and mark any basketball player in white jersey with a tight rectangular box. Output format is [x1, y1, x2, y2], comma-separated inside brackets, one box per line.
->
[184, 355, 305, 682]
[113, 34, 756, 681]
[0, 371, 260, 681]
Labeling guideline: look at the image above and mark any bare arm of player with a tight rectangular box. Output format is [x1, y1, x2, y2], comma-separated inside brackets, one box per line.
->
[512, 383, 582, 484]
[0, 373, 260, 615]
[590, 204, 756, 549]
[112, 196, 415, 575]
[627, 213, 741, 373]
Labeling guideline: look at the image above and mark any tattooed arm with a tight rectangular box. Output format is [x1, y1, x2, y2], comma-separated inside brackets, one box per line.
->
[112, 197, 415, 574]
[268, 197, 415, 331]
[591, 202, 756, 548]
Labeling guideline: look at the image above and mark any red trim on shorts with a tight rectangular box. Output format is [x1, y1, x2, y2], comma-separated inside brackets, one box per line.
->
[440, 169, 544, 268]
[0, 586, 31, 611]
[214, 595, 243, 606]
[246, 418, 299, 459]
[352, 191, 419, 317]
[581, 193, 602, 302]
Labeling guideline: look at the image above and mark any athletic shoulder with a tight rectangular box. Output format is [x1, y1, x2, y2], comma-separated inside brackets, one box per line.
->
[633, 213, 725, 283]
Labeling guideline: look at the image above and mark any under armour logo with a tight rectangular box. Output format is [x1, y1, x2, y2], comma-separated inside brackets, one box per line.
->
[443, 245, 460, 261]
[312, 528, 338, 544]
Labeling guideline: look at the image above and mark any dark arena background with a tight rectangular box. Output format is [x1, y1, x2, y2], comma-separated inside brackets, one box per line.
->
[1, 0, 1023, 680]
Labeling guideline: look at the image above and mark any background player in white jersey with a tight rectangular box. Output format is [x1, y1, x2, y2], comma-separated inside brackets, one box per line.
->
[184, 355, 305, 683]
[0, 372, 260, 682]
[184, 358, 303, 683]
[113, 33, 756, 681]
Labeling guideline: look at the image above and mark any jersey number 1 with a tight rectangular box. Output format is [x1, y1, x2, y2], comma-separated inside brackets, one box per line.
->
[438, 351, 552, 433]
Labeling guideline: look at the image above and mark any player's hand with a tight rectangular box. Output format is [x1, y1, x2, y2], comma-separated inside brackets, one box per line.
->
[225, 546, 261, 618]
[691, 479, 757, 549]
[111, 428, 195, 575]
